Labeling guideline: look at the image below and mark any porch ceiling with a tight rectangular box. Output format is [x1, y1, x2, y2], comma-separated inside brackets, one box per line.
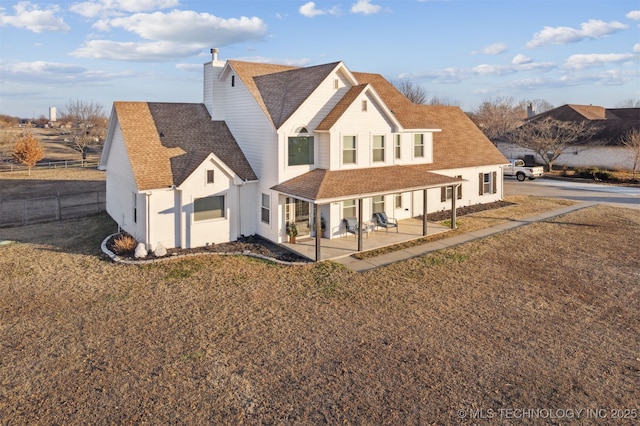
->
[271, 165, 463, 203]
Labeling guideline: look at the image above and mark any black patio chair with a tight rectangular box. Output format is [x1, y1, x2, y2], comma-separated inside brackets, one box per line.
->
[343, 217, 367, 239]
[374, 212, 398, 233]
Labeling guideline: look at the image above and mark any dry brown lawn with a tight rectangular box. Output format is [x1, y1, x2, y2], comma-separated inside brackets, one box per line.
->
[1, 205, 639, 424]
[0, 167, 105, 199]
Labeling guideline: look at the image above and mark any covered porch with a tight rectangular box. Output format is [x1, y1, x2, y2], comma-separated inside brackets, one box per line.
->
[272, 165, 464, 262]
[282, 216, 450, 261]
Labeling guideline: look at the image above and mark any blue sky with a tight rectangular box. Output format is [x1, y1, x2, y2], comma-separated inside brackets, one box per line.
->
[1, 0, 638, 118]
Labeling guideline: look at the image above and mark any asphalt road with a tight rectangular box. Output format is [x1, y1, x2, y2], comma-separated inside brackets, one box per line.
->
[504, 177, 640, 210]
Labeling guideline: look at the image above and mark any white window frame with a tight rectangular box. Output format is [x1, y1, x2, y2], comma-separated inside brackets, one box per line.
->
[373, 135, 385, 162]
[261, 193, 270, 224]
[206, 169, 214, 184]
[395, 193, 403, 209]
[288, 133, 314, 166]
[342, 135, 357, 165]
[414, 133, 424, 158]
[342, 199, 356, 219]
[372, 195, 385, 214]
[478, 171, 497, 195]
[395, 134, 401, 160]
[194, 195, 225, 221]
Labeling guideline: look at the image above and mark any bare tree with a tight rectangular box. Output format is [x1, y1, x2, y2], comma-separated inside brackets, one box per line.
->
[12, 130, 44, 175]
[615, 99, 640, 108]
[620, 128, 640, 181]
[59, 99, 107, 158]
[468, 97, 522, 142]
[393, 80, 459, 106]
[518, 99, 554, 116]
[394, 80, 428, 104]
[508, 117, 600, 171]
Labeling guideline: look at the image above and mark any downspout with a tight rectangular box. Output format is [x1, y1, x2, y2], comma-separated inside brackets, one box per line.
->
[145, 192, 151, 250]
[450, 185, 458, 230]
[422, 188, 428, 236]
[314, 203, 321, 262]
[174, 186, 183, 248]
[237, 183, 242, 238]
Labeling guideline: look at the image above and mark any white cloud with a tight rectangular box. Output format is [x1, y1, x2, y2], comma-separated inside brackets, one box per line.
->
[77, 10, 268, 61]
[299, 2, 324, 17]
[472, 60, 555, 76]
[0, 1, 70, 33]
[234, 56, 312, 67]
[626, 10, 640, 20]
[512, 54, 533, 65]
[175, 63, 202, 73]
[6, 60, 85, 75]
[634, 43, 640, 53]
[299, 2, 340, 17]
[0, 60, 134, 86]
[472, 42, 508, 55]
[98, 11, 267, 44]
[565, 53, 637, 70]
[351, 0, 381, 15]
[71, 40, 203, 61]
[70, 0, 180, 18]
[526, 19, 628, 48]
[400, 58, 555, 84]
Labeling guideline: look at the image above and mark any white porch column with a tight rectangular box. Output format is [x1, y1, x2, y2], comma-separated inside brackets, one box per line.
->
[314, 203, 321, 261]
[422, 188, 428, 236]
[357, 198, 363, 252]
[450, 185, 458, 229]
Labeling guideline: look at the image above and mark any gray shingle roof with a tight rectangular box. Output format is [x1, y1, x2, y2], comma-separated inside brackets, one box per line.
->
[114, 102, 257, 191]
[527, 104, 640, 146]
[254, 62, 341, 128]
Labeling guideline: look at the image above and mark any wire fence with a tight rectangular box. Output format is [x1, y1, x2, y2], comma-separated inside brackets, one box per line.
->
[0, 190, 106, 227]
[0, 159, 99, 173]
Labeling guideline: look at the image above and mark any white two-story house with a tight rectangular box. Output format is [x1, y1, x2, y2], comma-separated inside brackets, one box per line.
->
[100, 50, 508, 260]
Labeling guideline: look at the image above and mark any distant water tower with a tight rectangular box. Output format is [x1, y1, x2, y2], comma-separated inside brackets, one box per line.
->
[49, 107, 57, 122]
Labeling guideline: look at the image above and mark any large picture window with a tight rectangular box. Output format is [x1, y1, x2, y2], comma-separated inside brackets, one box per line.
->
[194, 195, 225, 221]
[373, 135, 385, 162]
[343, 136, 356, 164]
[288, 136, 314, 166]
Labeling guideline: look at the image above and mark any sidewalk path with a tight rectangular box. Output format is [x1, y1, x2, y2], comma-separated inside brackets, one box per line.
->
[334, 202, 597, 272]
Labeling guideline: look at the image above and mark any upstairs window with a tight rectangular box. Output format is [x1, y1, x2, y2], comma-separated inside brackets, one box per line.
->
[206, 170, 214, 184]
[362, 100, 368, 111]
[373, 135, 385, 162]
[342, 136, 356, 164]
[414, 134, 424, 158]
[231, 75, 235, 87]
[395, 134, 401, 160]
[288, 135, 314, 166]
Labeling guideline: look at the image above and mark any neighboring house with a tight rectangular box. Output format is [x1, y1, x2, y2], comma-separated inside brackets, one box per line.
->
[496, 104, 640, 170]
[100, 51, 508, 258]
